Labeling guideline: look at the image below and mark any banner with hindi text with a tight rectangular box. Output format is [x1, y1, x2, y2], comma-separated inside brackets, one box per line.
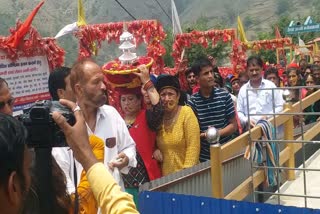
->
[0, 52, 51, 115]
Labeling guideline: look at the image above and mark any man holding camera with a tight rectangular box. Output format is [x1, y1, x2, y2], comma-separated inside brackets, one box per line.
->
[69, 58, 136, 190]
[0, 98, 138, 214]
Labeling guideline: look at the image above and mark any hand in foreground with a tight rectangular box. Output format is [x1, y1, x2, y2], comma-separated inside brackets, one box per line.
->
[108, 152, 129, 171]
[152, 149, 163, 163]
[133, 64, 150, 84]
[250, 120, 256, 128]
[200, 132, 206, 139]
[52, 99, 98, 171]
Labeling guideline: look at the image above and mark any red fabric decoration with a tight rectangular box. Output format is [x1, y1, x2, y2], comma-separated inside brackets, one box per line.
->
[0, 25, 64, 70]
[103, 57, 153, 73]
[115, 87, 142, 96]
[218, 67, 234, 79]
[75, 20, 166, 74]
[171, 29, 236, 68]
[230, 39, 247, 74]
[287, 63, 299, 69]
[0, 1, 64, 70]
[242, 38, 292, 51]
[6, 1, 44, 48]
[169, 29, 245, 78]
[76, 20, 166, 112]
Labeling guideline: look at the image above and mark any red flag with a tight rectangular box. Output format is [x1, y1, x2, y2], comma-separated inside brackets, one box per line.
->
[7, 1, 45, 48]
[275, 25, 282, 39]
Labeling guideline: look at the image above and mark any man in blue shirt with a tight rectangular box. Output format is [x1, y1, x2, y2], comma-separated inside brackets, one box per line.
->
[188, 57, 237, 162]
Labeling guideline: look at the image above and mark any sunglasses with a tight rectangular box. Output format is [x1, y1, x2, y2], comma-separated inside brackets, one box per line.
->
[0, 97, 15, 109]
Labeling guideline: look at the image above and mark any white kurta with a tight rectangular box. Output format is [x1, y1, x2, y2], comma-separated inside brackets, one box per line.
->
[237, 78, 284, 126]
[52, 105, 137, 193]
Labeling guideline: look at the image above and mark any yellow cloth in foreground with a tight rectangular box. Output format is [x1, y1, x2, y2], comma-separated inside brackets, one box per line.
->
[87, 163, 139, 214]
[157, 106, 200, 176]
[71, 135, 105, 214]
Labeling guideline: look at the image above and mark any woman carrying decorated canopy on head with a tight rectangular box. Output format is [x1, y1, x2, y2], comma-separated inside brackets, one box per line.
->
[153, 75, 200, 176]
[118, 64, 163, 207]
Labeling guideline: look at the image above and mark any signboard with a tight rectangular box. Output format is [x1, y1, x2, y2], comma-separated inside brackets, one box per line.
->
[287, 16, 320, 34]
[287, 24, 320, 34]
[0, 52, 51, 115]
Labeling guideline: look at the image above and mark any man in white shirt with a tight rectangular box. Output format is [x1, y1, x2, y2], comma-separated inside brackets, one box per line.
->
[237, 56, 284, 130]
[55, 59, 136, 194]
[48, 66, 80, 193]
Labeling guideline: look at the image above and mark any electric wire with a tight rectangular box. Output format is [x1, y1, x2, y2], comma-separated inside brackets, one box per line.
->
[114, 0, 137, 20]
[152, 0, 172, 23]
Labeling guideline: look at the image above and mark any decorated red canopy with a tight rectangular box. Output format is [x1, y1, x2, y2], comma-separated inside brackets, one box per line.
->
[0, 1, 65, 70]
[168, 28, 247, 90]
[241, 38, 292, 51]
[172, 29, 237, 67]
[0, 25, 65, 70]
[75, 20, 166, 74]
[0, 1, 66, 114]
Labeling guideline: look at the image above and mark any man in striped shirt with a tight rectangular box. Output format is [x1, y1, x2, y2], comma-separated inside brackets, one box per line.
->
[188, 57, 238, 162]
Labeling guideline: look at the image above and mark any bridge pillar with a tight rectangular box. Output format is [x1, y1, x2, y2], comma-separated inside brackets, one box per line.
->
[210, 144, 224, 198]
[283, 103, 296, 180]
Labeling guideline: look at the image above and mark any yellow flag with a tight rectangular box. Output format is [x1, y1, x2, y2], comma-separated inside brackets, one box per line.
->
[77, 0, 97, 55]
[77, 0, 87, 26]
[237, 16, 248, 44]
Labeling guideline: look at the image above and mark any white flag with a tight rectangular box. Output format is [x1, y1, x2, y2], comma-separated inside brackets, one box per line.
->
[171, 0, 182, 36]
[297, 37, 310, 54]
[171, 0, 184, 61]
[55, 22, 78, 39]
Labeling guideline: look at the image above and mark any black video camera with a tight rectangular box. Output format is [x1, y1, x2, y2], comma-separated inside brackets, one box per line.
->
[19, 100, 75, 148]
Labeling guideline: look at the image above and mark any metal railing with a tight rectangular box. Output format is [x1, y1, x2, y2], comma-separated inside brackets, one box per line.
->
[140, 86, 320, 208]
[210, 86, 320, 208]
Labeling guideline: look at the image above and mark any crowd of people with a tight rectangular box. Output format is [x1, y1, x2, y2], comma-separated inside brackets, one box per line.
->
[1, 53, 320, 213]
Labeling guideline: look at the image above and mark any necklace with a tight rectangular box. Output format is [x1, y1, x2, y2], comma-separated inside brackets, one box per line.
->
[125, 117, 136, 125]
[162, 106, 180, 132]
[163, 115, 175, 121]
[163, 105, 179, 120]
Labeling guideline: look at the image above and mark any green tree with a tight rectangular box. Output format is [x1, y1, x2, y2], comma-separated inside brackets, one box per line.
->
[162, 16, 229, 67]
[162, 28, 175, 67]
[256, 32, 277, 64]
[273, 14, 320, 44]
[271, 15, 291, 38]
[255, 13, 320, 64]
[185, 41, 228, 66]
